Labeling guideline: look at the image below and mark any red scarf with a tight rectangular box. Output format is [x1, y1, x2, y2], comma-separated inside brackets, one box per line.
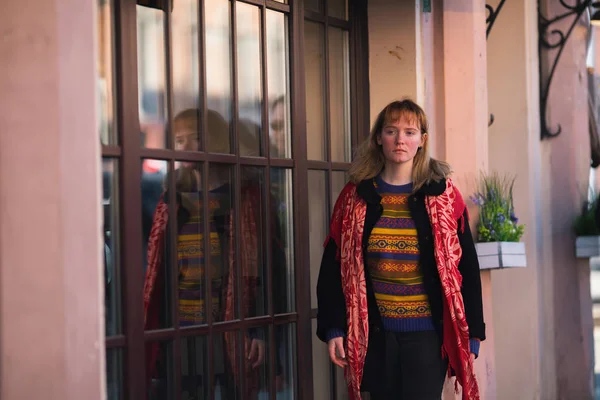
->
[326, 179, 479, 400]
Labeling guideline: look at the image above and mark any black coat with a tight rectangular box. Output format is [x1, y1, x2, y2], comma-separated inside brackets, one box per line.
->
[315, 178, 486, 392]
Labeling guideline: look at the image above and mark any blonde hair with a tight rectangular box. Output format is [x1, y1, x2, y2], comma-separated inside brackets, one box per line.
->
[171, 108, 230, 194]
[348, 99, 451, 192]
[171, 109, 261, 194]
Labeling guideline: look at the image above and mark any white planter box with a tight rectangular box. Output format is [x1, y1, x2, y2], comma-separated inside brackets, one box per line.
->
[576, 236, 600, 258]
[475, 242, 527, 270]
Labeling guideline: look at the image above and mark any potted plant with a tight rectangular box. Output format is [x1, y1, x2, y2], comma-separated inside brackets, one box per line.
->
[574, 190, 600, 258]
[470, 172, 526, 270]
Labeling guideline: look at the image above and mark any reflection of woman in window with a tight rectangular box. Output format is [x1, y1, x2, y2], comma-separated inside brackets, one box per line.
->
[143, 109, 265, 399]
[316, 100, 485, 400]
[269, 96, 287, 158]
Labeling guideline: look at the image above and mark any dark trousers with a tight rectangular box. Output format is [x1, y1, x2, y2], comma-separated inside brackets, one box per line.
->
[370, 330, 448, 400]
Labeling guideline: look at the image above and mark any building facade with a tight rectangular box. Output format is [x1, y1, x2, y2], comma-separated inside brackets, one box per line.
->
[0, 0, 596, 399]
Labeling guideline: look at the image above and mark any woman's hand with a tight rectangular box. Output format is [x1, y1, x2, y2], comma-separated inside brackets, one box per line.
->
[328, 337, 348, 368]
[248, 339, 265, 368]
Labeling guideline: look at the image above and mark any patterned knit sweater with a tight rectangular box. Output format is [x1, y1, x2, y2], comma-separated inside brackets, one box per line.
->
[368, 177, 435, 332]
[326, 176, 480, 356]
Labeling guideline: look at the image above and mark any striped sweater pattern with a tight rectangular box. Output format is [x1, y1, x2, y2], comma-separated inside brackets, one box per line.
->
[367, 176, 435, 332]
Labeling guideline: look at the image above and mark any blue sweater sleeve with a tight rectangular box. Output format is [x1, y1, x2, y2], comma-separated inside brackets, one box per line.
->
[469, 338, 481, 358]
[326, 329, 346, 342]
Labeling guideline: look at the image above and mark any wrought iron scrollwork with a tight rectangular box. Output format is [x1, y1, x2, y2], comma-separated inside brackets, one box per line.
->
[486, 1, 506, 129]
[539, 0, 599, 140]
[486, 0, 507, 38]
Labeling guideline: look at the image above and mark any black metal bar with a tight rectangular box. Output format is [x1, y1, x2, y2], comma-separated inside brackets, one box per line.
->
[538, 0, 596, 139]
[266, 0, 290, 13]
[260, 4, 277, 399]
[198, 0, 208, 154]
[102, 145, 122, 157]
[106, 335, 127, 348]
[236, 0, 265, 8]
[304, 10, 326, 22]
[290, 0, 313, 396]
[231, 0, 246, 397]
[143, 314, 297, 337]
[202, 160, 213, 400]
[198, 0, 213, 395]
[326, 16, 351, 30]
[164, 1, 183, 398]
[139, 147, 290, 165]
[114, 0, 146, 398]
[324, 0, 332, 168]
[486, 0, 506, 38]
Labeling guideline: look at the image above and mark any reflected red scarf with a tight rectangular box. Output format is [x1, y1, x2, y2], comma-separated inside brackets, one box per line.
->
[326, 179, 479, 400]
[143, 187, 260, 397]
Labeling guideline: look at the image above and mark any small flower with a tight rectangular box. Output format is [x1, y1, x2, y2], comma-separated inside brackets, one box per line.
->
[490, 229, 496, 237]
[510, 212, 518, 223]
[497, 213, 506, 223]
[470, 193, 485, 206]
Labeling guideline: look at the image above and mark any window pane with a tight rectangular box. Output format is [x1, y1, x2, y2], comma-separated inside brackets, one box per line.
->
[97, 0, 117, 145]
[305, 0, 321, 13]
[236, 3, 263, 157]
[308, 171, 328, 309]
[267, 11, 292, 159]
[240, 167, 267, 318]
[271, 168, 295, 314]
[311, 319, 331, 400]
[204, 164, 237, 323]
[137, 5, 167, 149]
[106, 348, 123, 400]
[328, 0, 348, 20]
[246, 327, 270, 399]
[206, 0, 233, 153]
[331, 171, 348, 210]
[103, 158, 121, 336]
[304, 22, 326, 161]
[335, 366, 348, 399]
[181, 336, 209, 400]
[141, 159, 172, 329]
[328, 28, 351, 163]
[172, 0, 200, 124]
[214, 331, 242, 399]
[147, 341, 176, 400]
[275, 323, 297, 399]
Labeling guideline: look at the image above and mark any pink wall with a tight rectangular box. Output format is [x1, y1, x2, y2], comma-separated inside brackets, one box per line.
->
[0, 1, 104, 399]
[543, 1, 594, 394]
[437, 1, 495, 398]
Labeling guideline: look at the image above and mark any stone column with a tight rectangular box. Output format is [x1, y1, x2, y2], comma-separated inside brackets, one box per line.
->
[0, 1, 103, 399]
[542, 0, 594, 397]
[436, 0, 495, 398]
[486, 0, 544, 398]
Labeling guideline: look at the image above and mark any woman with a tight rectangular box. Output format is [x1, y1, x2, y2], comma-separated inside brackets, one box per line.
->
[316, 99, 485, 400]
[144, 108, 266, 399]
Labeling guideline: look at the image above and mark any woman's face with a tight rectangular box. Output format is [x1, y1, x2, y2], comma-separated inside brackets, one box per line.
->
[376, 115, 425, 166]
[174, 120, 199, 168]
[270, 102, 285, 156]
